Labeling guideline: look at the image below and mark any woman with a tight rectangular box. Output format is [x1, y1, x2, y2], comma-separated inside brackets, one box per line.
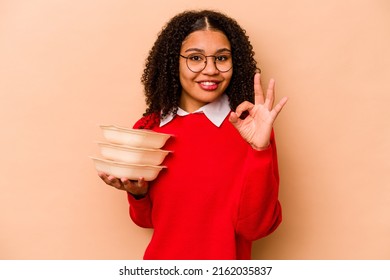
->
[98, 9, 287, 260]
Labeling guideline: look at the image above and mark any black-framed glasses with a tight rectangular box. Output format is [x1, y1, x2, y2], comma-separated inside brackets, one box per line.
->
[180, 53, 233, 73]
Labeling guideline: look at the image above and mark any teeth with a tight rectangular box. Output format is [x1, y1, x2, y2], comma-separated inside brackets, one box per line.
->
[201, 82, 216, 86]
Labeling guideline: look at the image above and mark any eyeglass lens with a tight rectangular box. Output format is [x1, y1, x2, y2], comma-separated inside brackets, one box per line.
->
[184, 53, 232, 73]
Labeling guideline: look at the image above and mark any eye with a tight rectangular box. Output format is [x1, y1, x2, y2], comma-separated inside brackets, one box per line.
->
[216, 56, 227, 61]
[216, 54, 231, 62]
[188, 54, 205, 62]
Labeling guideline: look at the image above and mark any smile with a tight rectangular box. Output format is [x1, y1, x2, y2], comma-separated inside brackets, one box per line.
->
[198, 81, 219, 91]
[201, 81, 217, 86]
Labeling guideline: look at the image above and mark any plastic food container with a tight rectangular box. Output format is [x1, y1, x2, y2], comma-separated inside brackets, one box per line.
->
[90, 157, 166, 181]
[97, 142, 171, 165]
[100, 125, 172, 149]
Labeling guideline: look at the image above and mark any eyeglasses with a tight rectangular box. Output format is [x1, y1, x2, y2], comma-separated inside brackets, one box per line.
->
[180, 53, 233, 73]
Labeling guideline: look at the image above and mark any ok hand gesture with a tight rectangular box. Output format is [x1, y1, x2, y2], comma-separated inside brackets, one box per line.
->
[229, 73, 288, 150]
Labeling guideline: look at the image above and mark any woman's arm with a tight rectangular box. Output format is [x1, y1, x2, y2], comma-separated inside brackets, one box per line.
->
[235, 132, 282, 240]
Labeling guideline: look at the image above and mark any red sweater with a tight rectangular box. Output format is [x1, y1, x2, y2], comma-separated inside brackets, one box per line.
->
[127, 112, 282, 260]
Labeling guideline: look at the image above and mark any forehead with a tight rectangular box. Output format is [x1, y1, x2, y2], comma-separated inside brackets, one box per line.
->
[181, 30, 231, 52]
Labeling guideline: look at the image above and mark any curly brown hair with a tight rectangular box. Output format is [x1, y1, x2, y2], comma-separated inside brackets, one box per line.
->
[141, 9, 258, 118]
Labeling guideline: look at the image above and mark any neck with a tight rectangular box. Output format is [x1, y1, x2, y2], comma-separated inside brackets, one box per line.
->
[179, 97, 207, 113]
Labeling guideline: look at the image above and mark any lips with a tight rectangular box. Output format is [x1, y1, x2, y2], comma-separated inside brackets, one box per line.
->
[198, 81, 219, 91]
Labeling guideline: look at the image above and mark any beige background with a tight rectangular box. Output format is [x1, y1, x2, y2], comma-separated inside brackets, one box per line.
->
[1, 0, 389, 259]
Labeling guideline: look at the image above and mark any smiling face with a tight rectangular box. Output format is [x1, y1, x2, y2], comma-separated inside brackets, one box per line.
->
[179, 30, 233, 112]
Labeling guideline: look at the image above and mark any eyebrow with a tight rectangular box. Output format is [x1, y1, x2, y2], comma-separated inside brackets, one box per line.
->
[184, 47, 232, 53]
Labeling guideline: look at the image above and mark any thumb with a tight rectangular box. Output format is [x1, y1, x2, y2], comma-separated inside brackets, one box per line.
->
[229, 111, 239, 125]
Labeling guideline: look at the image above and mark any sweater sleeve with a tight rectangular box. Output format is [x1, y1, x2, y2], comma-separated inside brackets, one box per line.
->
[127, 193, 153, 228]
[235, 130, 282, 241]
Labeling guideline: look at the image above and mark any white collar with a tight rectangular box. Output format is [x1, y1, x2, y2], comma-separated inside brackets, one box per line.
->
[160, 94, 231, 127]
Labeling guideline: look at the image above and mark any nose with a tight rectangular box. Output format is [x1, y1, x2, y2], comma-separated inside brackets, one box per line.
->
[202, 56, 219, 74]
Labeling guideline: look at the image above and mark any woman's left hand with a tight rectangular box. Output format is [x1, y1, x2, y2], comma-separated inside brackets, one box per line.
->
[229, 73, 288, 150]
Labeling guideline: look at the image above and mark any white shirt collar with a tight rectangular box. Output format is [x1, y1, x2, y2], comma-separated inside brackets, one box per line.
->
[160, 94, 231, 127]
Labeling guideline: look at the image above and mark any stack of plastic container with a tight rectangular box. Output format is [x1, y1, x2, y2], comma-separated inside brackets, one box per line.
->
[90, 125, 172, 181]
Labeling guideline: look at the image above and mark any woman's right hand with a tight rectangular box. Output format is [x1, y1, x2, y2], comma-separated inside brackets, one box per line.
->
[98, 172, 149, 197]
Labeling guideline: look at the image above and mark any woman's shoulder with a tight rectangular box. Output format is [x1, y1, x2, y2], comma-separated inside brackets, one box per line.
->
[133, 112, 161, 129]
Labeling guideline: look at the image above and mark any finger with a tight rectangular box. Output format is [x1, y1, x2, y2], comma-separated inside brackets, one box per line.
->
[121, 177, 134, 192]
[98, 172, 107, 180]
[264, 78, 275, 111]
[235, 101, 254, 118]
[125, 177, 148, 195]
[98, 172, 113, 185]
[127, 177, 145, 187]
[254, 73, 264, 105]
[228, 111, 240, 125]
[137, 177, 147, 188]
[107, 175, 123, 189]
[271, 97, 288, 119]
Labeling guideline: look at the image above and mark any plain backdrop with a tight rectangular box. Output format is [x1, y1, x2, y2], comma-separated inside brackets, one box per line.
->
[0, 0, 389, 259]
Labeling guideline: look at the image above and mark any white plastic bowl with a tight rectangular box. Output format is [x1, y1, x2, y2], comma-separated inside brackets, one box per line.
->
[97, 142, 171, 165]
[100, 125, 173, 149]
[90, 157, 166, 181]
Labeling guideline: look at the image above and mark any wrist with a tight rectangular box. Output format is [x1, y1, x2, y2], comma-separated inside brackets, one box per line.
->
[129, 192, 147, 200]
[250, 142, 270, 151]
